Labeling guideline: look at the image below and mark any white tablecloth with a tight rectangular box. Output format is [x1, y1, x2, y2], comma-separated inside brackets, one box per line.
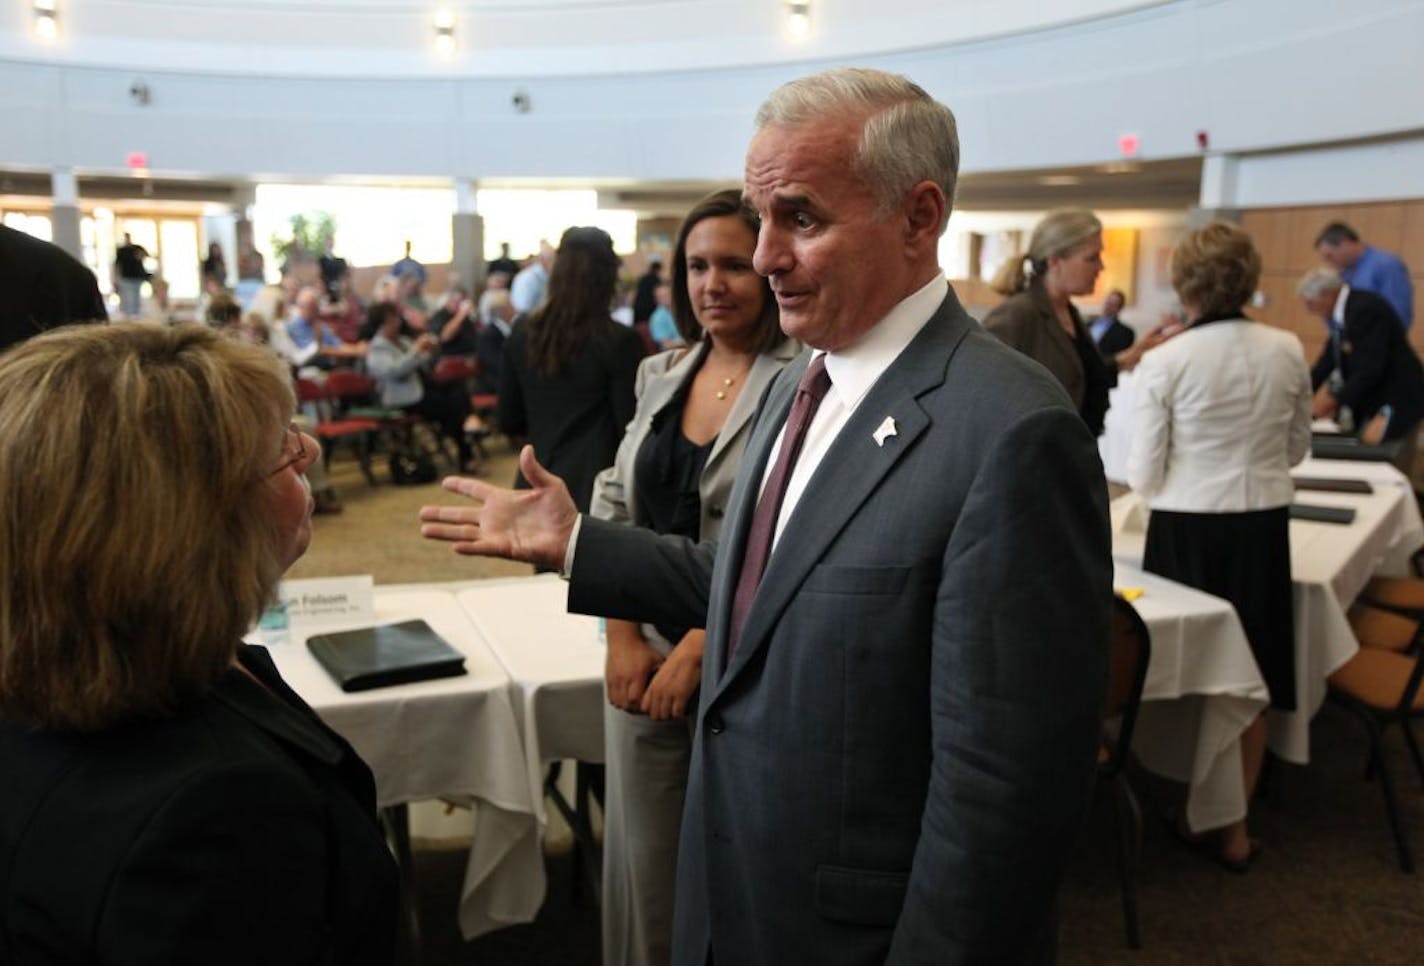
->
[1291, 457, 1424, 577]
[259, 589, 543, 940]
[1112, 478, 1417, 764]
[1114, 563, 1267, 833]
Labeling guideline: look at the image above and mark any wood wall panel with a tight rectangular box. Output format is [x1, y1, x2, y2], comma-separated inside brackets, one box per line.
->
[1242, 209, 1291, 272]
[1400, 201, 1424, 274]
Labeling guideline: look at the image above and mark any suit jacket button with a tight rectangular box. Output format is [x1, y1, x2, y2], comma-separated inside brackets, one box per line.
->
[707, 713, 724, 734]
[709, 505, 724, 520]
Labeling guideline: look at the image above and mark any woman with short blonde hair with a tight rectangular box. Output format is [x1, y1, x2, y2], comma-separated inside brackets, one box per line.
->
[1128, 221, 1311, 872]
[0, 323, 397, 962]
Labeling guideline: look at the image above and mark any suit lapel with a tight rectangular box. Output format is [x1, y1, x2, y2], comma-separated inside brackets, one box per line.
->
[710, 295, 974, 696]
[705, 337, 800, 474]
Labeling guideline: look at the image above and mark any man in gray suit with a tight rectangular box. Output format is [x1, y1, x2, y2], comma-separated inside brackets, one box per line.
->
[422, 67, 1110, 965]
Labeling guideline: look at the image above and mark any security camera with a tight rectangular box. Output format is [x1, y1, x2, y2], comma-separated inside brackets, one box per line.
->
[511, 89, 531, 114]
[129, 79, 152, 106]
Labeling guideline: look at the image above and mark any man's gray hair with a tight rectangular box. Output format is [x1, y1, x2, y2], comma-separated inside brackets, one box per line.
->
[755, 67, 959, 233]
[1297, 266, 1343, 300]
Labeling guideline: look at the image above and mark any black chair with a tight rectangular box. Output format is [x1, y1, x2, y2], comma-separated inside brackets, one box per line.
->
[1099, 595, 1151, 948]
[1328, 604, 1424, 872]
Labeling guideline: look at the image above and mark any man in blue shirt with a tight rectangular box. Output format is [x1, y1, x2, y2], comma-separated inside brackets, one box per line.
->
[391, 240, 427, 295]
[281, 287, 347, 369]
[1316, 222, 1413, 330]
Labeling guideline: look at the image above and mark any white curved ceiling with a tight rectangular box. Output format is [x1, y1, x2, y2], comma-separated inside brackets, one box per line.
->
[5, 0, 1172, 77]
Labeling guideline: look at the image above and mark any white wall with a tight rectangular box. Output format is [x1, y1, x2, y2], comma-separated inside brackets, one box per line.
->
[1227, 134, 1424, 208]
[2, 0, 1421, 193]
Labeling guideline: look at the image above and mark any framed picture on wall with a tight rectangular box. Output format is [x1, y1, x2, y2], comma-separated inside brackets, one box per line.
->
[1092, 227, 1138, 304]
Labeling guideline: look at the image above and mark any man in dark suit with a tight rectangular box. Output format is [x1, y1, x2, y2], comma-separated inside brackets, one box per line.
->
[1299, 266, 1424, 442]
[422, 67, 1110, 965]
[0, 224, 107, 353]
[1089, 289, 1135, 355]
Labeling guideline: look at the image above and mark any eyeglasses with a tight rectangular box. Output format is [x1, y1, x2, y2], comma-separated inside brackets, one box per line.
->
[269, 424, 308, 477]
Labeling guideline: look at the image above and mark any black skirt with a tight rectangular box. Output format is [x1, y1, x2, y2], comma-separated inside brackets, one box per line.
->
[1143, 506, 1296, 711]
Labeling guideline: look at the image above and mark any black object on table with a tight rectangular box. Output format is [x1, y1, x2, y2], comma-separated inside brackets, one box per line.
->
[1290, 503, 1358, 525]
[307, 619, 467, 692]
[1293, 476, 1374, 494]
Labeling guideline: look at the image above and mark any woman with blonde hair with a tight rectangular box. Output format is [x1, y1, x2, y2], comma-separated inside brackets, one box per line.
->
[985, 208, 1157, 434]
[1127, 222, 1312, 871]
[0, 323, 396, 962]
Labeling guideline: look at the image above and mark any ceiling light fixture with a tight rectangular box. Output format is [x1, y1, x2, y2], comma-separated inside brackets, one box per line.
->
[786, 1, 811, 41]
[33, 0, 59, 43]
[432, 8, 457, 59]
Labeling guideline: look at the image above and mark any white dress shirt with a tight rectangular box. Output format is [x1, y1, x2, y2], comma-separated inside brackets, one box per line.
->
[760, 273, 947, 548]
[1126, 318, 1312, 512]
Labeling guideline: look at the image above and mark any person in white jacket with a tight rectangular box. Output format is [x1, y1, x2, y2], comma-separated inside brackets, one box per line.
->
[1127, 221, 1312, 872]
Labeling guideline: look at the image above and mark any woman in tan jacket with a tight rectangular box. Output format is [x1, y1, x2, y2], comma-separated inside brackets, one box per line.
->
[984, 209, 1157, 435]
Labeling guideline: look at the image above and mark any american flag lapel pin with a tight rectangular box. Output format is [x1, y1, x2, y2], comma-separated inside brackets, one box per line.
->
[872, 416, 898, 448]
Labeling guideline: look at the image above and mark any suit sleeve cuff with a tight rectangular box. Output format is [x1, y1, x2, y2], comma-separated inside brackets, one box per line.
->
[560, 514, 583, 580]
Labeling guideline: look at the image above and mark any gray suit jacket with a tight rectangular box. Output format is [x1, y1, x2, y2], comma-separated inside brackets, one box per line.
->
[570, 290, 1111, 965]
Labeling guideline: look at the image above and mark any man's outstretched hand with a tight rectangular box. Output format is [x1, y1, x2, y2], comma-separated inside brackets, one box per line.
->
[419, 445, 578, 571]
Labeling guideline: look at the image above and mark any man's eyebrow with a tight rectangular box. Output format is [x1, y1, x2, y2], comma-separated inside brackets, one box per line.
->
[747, 191, 814, 211]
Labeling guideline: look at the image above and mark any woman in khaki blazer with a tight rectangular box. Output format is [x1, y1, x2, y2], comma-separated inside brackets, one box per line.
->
[588, 190, 797, 966]
[984, 208, 1156, 435]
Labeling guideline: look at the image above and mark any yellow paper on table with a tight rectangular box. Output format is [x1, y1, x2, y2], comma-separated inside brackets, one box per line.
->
[1115, 587, 1145, 602]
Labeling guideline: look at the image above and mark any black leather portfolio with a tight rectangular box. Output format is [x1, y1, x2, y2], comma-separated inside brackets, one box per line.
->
[1289, 503, 1357, 525]
[1292, 476, 1373, 494]
[306, 619, 467, 692]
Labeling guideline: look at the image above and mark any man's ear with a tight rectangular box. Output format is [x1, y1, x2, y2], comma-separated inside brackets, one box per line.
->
[903, 181, 947, 255]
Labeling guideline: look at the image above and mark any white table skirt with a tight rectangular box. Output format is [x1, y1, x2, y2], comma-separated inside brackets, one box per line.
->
[260, 589, 543, 940]
[1112, 479, 1415, 765]
[1114, 562, 1267, 832]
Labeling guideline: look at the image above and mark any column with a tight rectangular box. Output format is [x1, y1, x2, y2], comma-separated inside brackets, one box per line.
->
[51, 168, 82, 259]
[451, 177, 484, 291]
[1192, 154, 1241, 226]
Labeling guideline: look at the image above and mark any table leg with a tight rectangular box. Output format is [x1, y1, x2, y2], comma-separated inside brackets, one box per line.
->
[544, 761, 605, 904]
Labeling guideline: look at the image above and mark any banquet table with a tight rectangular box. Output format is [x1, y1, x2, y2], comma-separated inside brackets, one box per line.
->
[257, 588, 544, 941]
[1114, 562, 1268, 833]
[1112, 473, 1422, 765]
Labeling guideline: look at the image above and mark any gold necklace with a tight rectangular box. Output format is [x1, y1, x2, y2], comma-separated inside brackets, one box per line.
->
[715, 375, 736, 400]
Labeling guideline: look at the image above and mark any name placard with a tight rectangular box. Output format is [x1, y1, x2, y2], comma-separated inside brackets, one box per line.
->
[279, 576, 376, 626]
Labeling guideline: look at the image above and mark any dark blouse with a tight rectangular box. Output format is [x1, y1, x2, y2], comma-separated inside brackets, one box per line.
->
[634, 384, 714, 643]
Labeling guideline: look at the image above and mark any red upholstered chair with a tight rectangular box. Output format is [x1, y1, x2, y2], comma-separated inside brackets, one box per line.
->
[295, 378, 380, 486]
[432, 355, 477, 387]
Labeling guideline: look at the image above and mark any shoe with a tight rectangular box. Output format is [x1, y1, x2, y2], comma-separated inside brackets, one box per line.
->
[313, 492, 344, 515]
[1217, 838, 1262, 875]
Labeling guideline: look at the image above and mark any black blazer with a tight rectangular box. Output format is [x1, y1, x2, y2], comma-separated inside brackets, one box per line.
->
[1094, 318, 1136, 355]
[0, 645, 398, 965]
[499, 318, 645, 511]
[0, 225, 107, 353]
[1310, 288, 1424, 440]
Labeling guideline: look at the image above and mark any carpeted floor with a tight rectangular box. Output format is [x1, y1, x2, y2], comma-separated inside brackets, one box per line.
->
[304, 446, 1424, 965]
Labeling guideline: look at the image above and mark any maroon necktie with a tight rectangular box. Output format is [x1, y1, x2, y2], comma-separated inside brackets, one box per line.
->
[726, 355, 833, 662]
